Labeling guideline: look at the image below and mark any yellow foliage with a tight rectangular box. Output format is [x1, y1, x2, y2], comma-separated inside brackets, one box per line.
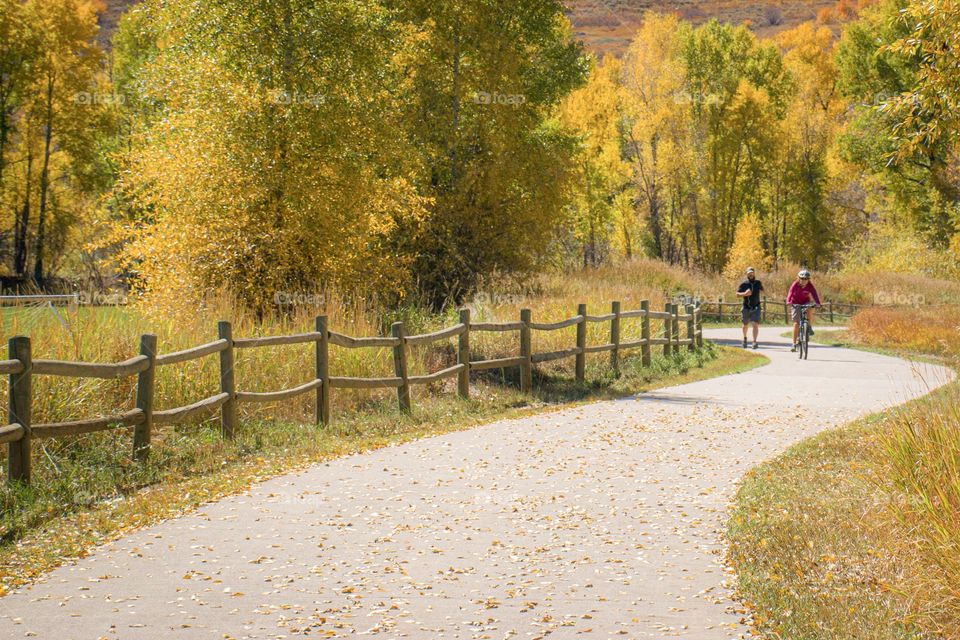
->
[724, 213, 772, 280]
[116, 0, 425, 312]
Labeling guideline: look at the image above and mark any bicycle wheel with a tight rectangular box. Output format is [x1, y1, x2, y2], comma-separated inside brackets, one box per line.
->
[798, 322, 808, 359]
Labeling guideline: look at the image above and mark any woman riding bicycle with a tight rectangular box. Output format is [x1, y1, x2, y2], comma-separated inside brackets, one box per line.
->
[787, 270, 821, 352]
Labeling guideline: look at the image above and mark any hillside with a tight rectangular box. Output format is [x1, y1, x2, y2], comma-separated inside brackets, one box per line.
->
[97, 0, 137, 49]
[566, 0, 839, 56]
[99, 0, 839, 55]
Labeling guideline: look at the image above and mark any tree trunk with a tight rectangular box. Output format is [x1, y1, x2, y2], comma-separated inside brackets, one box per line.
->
[647, 134, 663, 258]
[33, 75, 54, 286]
[14, 146, 32, 277]
[448, 22, 461, 189]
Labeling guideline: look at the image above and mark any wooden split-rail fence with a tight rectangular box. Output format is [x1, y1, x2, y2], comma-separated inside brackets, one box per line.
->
[2, 300, 704, 485]
[700, 297, 864, 324]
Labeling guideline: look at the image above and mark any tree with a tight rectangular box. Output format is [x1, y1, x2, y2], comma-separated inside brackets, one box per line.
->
[620, 12, 690, 262]
[117, 0, 426, 311]
[773, 22, 845, 267]
[680, 20, 791, 271]
[385, 0, 589, 305]
[559, 55, 630, 267]
[723, 212, 771, 280]
[883, 0, 960, 161]
[0, 0, 36, 208]
[835, 0, 958, 247]
[22, 0, 104, 284]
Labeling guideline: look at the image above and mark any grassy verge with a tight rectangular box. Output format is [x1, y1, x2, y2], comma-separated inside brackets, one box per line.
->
[729, 308, 960, 639]
[0, 344, 765, 594]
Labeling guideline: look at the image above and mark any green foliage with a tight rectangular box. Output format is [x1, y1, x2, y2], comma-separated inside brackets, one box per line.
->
[835, 0, 960, 251]
[387, 0, 589, 307]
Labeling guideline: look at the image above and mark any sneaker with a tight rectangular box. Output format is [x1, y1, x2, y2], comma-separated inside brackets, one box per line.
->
[743, 338, 748, 348]
[753, 342, 759, 350]
[809, 327, 815, 336]
[791, 344, 797, 352]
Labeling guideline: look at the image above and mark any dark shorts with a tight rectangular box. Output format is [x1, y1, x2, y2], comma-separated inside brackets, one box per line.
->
[742, 307, 761, 324]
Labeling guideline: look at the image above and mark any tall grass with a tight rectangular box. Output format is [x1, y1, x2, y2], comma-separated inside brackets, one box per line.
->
[843, 307, 960, 636]
[850, 306, 960, 356]
[0, 272, 687, 430]
[731, 304, 960, 639]
[0, 261, 742, 550]
[880, 387, 960, 636]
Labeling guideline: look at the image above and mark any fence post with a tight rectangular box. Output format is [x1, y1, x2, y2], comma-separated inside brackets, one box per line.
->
[315, 315, 330, 426]
[392, 322, 411, 413]
[686, 304, 695, 352]
[520, 308, 532, 393]
[133, 334, 157, 461]
[218, 321, 237, 439]
[672, 304, 681, 354]
[640, 300, 651, 367]
[718, 296, 723, 323]
[695, 302, 704, 348]
[783, 300, 789, 325]
[457, 308, 470, 399]
[610, 301, 621, 377]
[663, 302, 672, 357]
[575, 303, 587, 384]
[7, 336, 31, 484]
[762, 296, 767, 324]
[829, 301, 834, 324]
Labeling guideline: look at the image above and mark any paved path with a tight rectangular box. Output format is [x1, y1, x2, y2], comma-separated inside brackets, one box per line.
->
[1, 328, 952, 639]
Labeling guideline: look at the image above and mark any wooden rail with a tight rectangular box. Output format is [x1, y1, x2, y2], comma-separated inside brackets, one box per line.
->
[2, 299, 704, 485]
[701, 297, 867, 324]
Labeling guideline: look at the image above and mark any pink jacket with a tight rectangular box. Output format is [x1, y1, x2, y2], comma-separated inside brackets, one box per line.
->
[787, 281, 821, 305]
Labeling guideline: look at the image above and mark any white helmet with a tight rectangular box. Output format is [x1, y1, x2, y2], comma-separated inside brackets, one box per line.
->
[798, 270, 811, 279]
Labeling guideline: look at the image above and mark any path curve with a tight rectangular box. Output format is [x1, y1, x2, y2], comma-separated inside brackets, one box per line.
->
[1, 327, 953, 639]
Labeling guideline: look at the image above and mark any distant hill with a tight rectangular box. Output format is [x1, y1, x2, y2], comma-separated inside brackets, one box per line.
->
[565, 0, 841, 56]
[98, 0, 842, 55]
[97, 0, 138, 49]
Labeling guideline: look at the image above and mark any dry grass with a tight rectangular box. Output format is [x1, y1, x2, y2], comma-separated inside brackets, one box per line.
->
[850, 306, 960, 356]
[880, 383, 960, 635]
[730, 305, 960, 640]
[0, 342, 766, 594]
[0, 260, 773, 587]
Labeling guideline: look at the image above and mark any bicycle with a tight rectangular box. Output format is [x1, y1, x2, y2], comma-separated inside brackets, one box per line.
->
[793, 303, 818, 360]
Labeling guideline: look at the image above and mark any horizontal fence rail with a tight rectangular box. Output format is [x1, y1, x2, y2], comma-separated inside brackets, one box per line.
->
[701, 297, 869, 324]
[3, 300, 706, 485]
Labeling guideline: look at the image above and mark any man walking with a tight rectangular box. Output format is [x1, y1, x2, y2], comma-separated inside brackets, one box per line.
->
[737, 267, 764, 349]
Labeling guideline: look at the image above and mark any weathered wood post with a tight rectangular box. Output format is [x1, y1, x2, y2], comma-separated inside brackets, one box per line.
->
[520, 308, 532, 393]
[640, 300, 651, 368]
[672, 303, 681, 354]
[686, 304, 696, 353]
[610, 301, 621, 377]
[315, 316, 330, 426]
[718, 296, 723, 323]
[662, 302, 672, 357]
[695, 303, 704, 349]
[783, 300, 789, 325]
[829, 301, 834, 324]
[218, 321, 237, 439]
[133, 334, 157, 461]
[762, 296, 768, 324]
[575, 303, 587, 384]
[8, 336, 32, 484]
[392, 322, 411, 413]
[457, 308, 470, 399]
